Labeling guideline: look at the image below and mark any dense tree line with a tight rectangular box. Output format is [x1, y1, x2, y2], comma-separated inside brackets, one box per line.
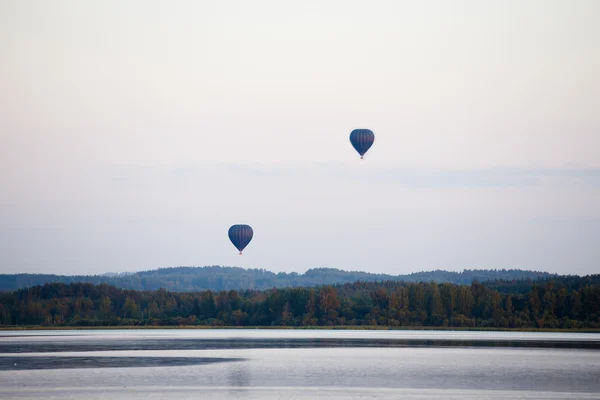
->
[1, 279, 598, 329]
[0, 266, 556, 292]
[485, 274, 600, 294]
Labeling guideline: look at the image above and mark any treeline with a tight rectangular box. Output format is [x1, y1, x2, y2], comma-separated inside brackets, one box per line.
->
[0, 266, 556, 292]
[485, 274, 600, 294]
[1, 279, 598, 329]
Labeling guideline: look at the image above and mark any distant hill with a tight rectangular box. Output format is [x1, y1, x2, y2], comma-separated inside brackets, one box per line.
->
[0, 266, 557, 292]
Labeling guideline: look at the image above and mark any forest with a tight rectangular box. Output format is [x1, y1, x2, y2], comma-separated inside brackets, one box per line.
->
[1, 276, 598, 329]
[0, 266, 557, 292]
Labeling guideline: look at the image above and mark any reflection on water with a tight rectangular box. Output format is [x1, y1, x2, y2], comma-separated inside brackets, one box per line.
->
[227, 361, 250, 387]
[4, 338, 600, 353]
[1, 329, 600, 399]
[2, 329, 600, 353]
[0, 356, 243, 371]
[226, 359, 250, 398]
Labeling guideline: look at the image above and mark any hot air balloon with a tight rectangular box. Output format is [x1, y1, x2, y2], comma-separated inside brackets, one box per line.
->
[228, 224, 253, 255]
[349, 129, 375, 159]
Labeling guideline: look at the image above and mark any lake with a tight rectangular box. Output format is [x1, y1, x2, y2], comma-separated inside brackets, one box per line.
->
[1, 329, 600, 399]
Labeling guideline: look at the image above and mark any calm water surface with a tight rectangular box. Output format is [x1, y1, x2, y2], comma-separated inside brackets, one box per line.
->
[1, 329, 600, 399]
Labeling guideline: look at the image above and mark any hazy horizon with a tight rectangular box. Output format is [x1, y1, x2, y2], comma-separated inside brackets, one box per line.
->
[1, 1, 599, 276]
[0, 263, 568, 277]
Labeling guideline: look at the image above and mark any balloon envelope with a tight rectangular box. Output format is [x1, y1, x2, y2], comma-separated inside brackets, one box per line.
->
[228, 224, 254, 254]
[349, 129, 375, 158]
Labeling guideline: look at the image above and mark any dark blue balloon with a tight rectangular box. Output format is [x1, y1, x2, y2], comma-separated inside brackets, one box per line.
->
[228, 224, 253, 255]
[349, 129, 375, 159]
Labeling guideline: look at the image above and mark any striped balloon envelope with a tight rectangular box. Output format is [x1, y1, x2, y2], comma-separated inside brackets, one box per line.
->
[349, 129, 375, 159]
[228, 224, 254, 255]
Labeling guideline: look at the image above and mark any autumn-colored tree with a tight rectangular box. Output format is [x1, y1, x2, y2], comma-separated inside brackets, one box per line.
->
[1, 278, 599, 329]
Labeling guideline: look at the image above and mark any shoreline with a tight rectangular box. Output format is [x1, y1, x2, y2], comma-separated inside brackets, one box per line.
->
[2, 325, 600, 333]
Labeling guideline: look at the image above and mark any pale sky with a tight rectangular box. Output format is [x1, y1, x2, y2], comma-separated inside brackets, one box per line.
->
[1, 0, 599, 276]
